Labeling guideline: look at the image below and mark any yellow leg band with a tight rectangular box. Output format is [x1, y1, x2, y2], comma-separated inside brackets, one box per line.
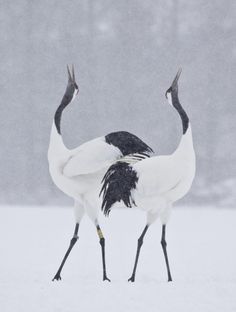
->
[97, 229, 104, 239]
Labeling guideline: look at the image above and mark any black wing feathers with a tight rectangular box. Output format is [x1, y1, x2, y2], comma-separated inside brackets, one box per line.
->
[105, 131, 153, 156]
[100, 162, 139, 216]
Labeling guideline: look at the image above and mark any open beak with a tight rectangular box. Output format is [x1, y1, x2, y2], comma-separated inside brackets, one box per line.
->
[171, 68, 182, 89]
[67, 64, 76, 83]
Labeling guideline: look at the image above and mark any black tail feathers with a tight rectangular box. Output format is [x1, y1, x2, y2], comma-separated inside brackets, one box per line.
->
[100, 162, 139, 216]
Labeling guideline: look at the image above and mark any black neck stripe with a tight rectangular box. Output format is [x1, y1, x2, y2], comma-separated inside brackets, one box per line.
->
[54, 91, 73, 134]
[172, 93, 189, 134]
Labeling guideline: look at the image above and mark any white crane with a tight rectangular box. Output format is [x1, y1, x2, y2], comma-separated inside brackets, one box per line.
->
[100, 69, 196, 282]
[48, 65, 153, 282]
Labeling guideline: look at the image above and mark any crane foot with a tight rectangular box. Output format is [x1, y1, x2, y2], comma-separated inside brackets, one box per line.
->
[128, 275, 135, 282]
[103, 275, 111, 282]
[52, 273, 62, 281]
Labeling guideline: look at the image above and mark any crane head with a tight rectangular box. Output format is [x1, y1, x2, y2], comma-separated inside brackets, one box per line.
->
[65, 64, 79, 102]
[165, 68, 182, 105]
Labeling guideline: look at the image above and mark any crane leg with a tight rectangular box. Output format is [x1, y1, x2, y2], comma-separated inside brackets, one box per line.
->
[161, 224, 172, 282]
[52, 223, 79, 281]
[128, 225, 149, 282]
[96, 225, 111, 282]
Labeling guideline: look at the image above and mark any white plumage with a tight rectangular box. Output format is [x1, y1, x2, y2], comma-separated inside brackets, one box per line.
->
[63, 138, 121, 177]
[134, 126, 195, 206]
[101, 69, 196, 282]
[48, 65, 153, 282]
[48, 132, 121, 198]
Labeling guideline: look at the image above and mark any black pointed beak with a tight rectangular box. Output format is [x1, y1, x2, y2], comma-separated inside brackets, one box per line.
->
[171, 68, 182, 89]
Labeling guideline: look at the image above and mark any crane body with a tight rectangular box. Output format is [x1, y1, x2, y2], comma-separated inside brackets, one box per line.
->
[101, 69, 196, 282]
[48, 66, 153, 281]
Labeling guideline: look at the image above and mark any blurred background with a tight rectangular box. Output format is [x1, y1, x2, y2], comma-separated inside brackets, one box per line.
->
[0, 0, 235, 207]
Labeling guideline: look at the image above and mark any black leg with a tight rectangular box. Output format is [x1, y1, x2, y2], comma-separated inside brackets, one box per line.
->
[161, 224, 172, 282]
[96, 225, 111, 282]
[128, 225, 149, 282]
[52, 223, 79, 281]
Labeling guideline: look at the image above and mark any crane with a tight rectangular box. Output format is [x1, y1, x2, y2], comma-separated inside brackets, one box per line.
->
[100, 69, 196, 282]
[48, 65, 153, 282]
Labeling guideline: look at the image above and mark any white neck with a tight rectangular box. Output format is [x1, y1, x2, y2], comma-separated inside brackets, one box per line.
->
[174, 123, 194, 159]
[48, 121, 68, 159]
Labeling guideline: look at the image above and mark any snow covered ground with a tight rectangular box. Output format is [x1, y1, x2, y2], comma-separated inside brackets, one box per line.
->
[0, 205, 236, 312]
